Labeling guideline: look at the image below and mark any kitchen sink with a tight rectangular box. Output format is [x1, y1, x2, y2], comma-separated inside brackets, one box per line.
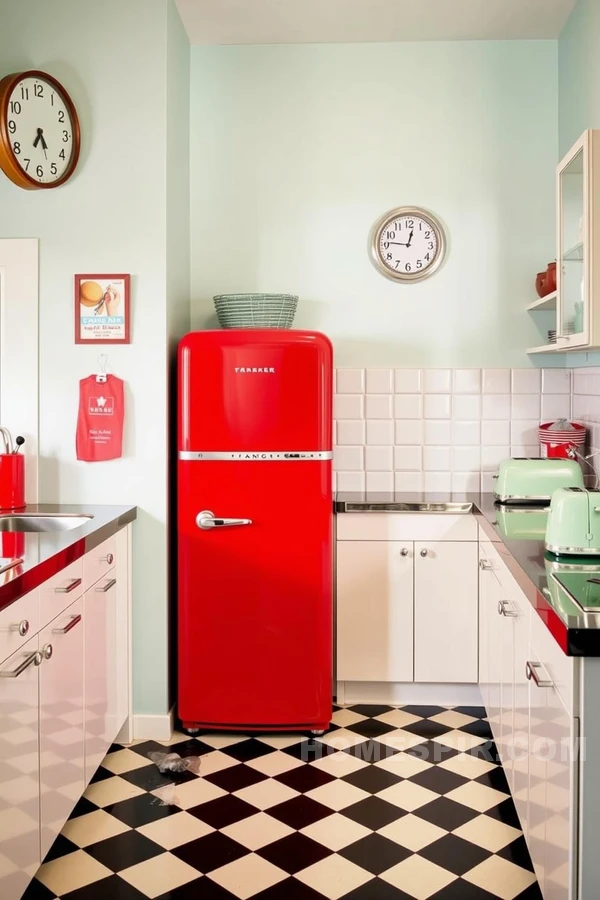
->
[0, 514, 93, 532]
[339, 501, 473, 514]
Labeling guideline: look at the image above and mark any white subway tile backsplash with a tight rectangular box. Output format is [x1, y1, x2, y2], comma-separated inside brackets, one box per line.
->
[482, 395, 511, 420]
[511, 394, 541, 420]
[541, 394, 571, 422]
[511, 368, 541, 394]
[424, 472, 452, 492]
[452, 446, 481, 472]
[395, 472, 423, 492]
[481, 472, 496, 492]
[424, 369, 452, 393]
[336, 368, 365, 393]
[453, 369, 481, 394]
[366, 419, 394, 445]
[366, 369, 393, 394]
[453, 395, 482, 420]
[423, 446, 451, 471]
[542, 369, 571, 394]
[395, 419, 424, 445]
[334, 446, 364, 471]
[424, 420, 452, 445]
[337, 471, 365, 492]
[337, 420, 366, 445]
[481, 420, 510, 445]
[365, 446, 393, 471]
[394, 394, 423, 419]
[394, 369, 423, 393]
[366, 472, 394, 492]
[511, 445, 540, 458]
[334, 394, 364, 419]
[424, 394, 451, 419]
[365, 394, 393, 419]
[452, 472, 480, 492]
[452, 421, 480, 446]
[510, 420, 539, 446]
[481, 446, 509, 472]
[394, 446, 423, 471]
[482, 369, 510, 394]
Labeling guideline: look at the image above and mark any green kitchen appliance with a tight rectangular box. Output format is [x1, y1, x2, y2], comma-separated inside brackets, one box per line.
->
[494, 458, 584, 504]
[545, 488, 600, 557]
[494, 505, 549, 541]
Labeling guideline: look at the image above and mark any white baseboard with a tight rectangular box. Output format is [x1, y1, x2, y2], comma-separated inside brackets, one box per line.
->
[132, 707, 175, 742]
[336, 682, 484, 707]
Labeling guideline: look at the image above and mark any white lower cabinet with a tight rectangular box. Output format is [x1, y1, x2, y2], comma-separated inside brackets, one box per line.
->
[337, 541, 414, 682]
[39, 596, 84, 860]
[84, 569, 118, 783]
[0, 635, 41, 900]
[414, 541, 478, 683]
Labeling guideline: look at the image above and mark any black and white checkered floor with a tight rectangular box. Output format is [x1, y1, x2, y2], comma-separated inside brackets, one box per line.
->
[26, 706, 542, 900]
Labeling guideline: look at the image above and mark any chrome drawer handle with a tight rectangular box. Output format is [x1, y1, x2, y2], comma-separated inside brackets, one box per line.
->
[479, 559, 492, 570]
[55, 577, 82, 594]
[100, 553, 114, 565]
[526, 661, 553, 688]
[498, 600, 518, 618]
[95, 578, 116, 593]
[0, 650, 42, 678]
[10, 619, 29, 637]
[400, 548, 409, 557]
[52, 614, 82, 635]
[420, 548, 428, 557]
[197, 510, 252, 530]
[42, 643, 53, 660]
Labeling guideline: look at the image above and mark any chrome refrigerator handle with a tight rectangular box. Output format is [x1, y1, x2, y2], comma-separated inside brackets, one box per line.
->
[196, 510, 253, 530]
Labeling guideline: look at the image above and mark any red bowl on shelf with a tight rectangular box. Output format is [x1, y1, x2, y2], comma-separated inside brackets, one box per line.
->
[535, 262, 557, 298]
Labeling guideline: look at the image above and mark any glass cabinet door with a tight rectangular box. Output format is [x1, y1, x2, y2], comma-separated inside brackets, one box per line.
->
[559, 144, 586, 344]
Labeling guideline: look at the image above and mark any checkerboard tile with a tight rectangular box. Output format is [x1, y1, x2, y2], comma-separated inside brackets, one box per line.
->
[25, 706, 543, 900]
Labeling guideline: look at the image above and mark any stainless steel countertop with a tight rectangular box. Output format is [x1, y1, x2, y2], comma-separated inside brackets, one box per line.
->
[0, 504, 137, 614]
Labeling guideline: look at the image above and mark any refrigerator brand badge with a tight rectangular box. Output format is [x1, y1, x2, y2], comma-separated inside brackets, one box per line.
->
[89, 395, 115, 416]
[234, 367, 276, 374]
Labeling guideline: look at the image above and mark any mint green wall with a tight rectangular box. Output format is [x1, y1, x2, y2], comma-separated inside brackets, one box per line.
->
[190, 42, 558, 366]
[0, 0, 189, 717]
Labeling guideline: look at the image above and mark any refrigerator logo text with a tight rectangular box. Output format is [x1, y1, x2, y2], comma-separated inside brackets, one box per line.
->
[234, 367, 276, 374]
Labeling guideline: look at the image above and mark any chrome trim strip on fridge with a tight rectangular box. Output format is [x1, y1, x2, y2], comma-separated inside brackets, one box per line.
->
[179, 450, 333, 461]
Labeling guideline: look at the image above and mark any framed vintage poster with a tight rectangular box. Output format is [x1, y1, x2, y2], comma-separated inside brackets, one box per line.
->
[75, 274, 131, 344]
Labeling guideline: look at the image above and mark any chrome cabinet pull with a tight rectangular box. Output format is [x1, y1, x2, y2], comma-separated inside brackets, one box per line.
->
[479, 559, 492, 570]
[526, 661, 553, 688]
[55, 577, 82, 594]
[196, 510, 252, 530]
[95, 578, 116, 593]
[100, 553, 114, 565]
[42, 643, 53, 660]
[420, 548, 428, 557]
[400, 548, 409, 557]
[52, 614, 82, 635]
[498, 600, 518, 618]
[0, 650, 42, 678]
[10, 619, 29, 637]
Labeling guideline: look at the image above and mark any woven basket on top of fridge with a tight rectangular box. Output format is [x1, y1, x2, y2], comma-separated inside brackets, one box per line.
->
[213, 293, 298, 329]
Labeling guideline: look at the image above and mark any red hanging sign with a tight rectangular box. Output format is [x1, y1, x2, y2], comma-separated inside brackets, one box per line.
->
[76, 374, 125, 461]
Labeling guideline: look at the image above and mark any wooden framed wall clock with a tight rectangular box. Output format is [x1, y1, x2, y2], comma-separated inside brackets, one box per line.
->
[0, 70, 81, 189]
[370, 206, 447, 282]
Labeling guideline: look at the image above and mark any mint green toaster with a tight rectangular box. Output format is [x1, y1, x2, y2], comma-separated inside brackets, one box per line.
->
[546, 488, 600, 557]
[494, 458, 584, 504]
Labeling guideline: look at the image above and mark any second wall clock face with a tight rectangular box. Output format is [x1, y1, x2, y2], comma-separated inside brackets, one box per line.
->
[0, 70, 80, 189]
[370, 207, 446, 283]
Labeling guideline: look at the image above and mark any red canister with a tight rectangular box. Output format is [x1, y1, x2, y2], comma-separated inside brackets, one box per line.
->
[539, 421, 586, 459]
[0, 454, 25, 510]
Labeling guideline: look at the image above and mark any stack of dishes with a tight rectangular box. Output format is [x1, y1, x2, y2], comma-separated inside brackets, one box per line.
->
[548, 329, 557, 344]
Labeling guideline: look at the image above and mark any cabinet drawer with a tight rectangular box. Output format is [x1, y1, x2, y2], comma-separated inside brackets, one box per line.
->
[84, 535, 117, 591]
[39, 559, 84, 629]
[530, 602, 576, 715]
[0, 589, 39, 664]
[480, 539, 530, 623]
[337, 513, 477, 542]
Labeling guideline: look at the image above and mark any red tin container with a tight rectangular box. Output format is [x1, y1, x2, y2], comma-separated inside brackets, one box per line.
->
[0, 454, 25, 510]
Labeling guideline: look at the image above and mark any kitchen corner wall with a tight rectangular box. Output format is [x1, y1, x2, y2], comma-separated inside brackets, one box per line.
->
[0, 0, 190, 719]
[189, 41, 558, 367]
[334, 367, 573, 492]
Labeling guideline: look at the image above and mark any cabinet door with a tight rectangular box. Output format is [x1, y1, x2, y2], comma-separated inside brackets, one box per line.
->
[512, 616, 530, 838]
[526, 646, 577, 900]
[414, 542, 478, 683]
[0, 635, 41, 900]
[478, 554, 491, 713]
[479, 561, 502, 746]
[337, 541, 413, 682]
[499, 598, 516, 787]
[39, 596, 84, 860]
[84, 568, 117, 784]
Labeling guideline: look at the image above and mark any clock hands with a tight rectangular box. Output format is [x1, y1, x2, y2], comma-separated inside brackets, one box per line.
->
[33, 127, 48, 159]
[386, 240, 411, 247]
[407, 229, 414, 248]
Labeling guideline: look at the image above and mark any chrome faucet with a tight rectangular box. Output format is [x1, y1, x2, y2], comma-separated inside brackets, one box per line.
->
[0, 427, 13, 455]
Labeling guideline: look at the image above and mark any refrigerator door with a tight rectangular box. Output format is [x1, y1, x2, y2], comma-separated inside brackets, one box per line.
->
[178, 330, 333, 453]
[178, 459, 332, 729]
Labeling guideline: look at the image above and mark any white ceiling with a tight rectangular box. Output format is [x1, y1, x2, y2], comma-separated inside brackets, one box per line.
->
[176, 0, 577, 45]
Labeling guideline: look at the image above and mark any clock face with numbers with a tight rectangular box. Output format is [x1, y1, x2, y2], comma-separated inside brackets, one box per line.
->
[370, 207, 446, 282]
[0, 70, 80, 190]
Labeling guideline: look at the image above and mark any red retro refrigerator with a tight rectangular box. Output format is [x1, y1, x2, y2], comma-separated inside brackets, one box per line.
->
[177, 330, 333, 735]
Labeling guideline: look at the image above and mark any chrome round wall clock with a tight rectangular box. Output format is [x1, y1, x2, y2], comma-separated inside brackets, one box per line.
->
[369, 206, 446, 283]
